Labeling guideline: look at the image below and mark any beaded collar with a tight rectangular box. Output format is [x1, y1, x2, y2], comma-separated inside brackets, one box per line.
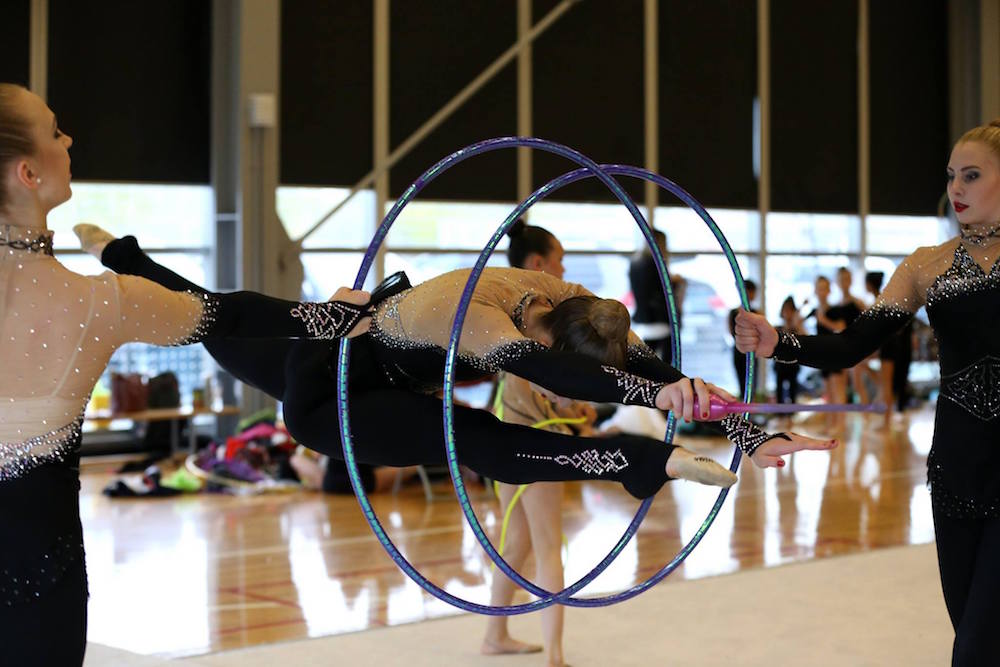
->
[0, 225, 54, 256]
[959, 222, 1000, 247]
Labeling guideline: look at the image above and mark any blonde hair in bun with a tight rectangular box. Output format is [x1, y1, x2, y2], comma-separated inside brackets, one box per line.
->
[957, 118, 1000, 162]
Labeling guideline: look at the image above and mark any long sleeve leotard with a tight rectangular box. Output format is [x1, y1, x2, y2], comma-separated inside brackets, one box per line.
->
[768, 238, 1000, 517]
[366, 267, 767, 453]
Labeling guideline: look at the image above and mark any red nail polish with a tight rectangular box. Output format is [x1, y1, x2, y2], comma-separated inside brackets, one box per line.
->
[777, 459, 785, 467]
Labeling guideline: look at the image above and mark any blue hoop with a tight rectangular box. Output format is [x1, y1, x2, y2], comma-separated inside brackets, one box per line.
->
[446, 158, 754, 607]
[335, 137, 753, 614]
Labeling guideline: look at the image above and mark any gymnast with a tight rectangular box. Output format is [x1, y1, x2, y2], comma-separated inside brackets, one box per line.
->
[481, 219, 581, 665]
[735, 118, 1000, 665]
[76, 223, 836, 503]
[0, 83, 380, 665]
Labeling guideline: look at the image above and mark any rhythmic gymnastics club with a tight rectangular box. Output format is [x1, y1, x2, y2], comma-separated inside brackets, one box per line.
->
[693, 394, 886, 421]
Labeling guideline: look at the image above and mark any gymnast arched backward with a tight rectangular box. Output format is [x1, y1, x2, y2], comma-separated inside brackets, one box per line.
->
[78, 227, 836, 499]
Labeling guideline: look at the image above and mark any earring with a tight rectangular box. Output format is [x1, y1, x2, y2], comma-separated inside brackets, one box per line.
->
[35, 177, 42, 185]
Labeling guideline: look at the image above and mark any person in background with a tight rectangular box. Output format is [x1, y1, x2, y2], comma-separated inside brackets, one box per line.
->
[804, 276, 846, 429]
[828, 267, 869, 405]
[482, 219, 580, 666]
[628, 229, 673, 360]
[863, 270, 913, 429]
[289, 451, 418, 495]
[774, 296, 803, 411]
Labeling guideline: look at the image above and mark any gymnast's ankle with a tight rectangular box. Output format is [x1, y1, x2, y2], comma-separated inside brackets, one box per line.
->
[72, 223, 118, 260]
[98, 235, 142, 272]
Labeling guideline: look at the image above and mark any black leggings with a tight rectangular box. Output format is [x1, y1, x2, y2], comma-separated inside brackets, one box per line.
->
[0, 459, 88, 665]
[103, 238, 675, 499]
[932, 502, 1000, 665]
[774, 363, 799, 405]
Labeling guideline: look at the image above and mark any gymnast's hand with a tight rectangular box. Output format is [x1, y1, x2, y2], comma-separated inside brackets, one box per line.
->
[749, 432, 838, 469]
[734, 308, 778, 357]
[654, 377, 735, 422]
[329, 287, 372, 338]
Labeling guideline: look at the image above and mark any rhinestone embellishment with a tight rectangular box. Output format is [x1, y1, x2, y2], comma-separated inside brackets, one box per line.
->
[0, 416, 83, 482]
[601, 365, 665, 408]
[290, 300, 367, 339]
[926, 244, 1000, 307]
[721, 414, 775, 457]
[939, 355, 1000, 421]
[0, 226, 54, 256]
[516, 448, 629, 476]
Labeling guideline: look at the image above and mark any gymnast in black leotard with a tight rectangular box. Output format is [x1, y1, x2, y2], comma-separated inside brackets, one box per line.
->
[735, 118, 1000, 666]
[82, 228, 835, 500]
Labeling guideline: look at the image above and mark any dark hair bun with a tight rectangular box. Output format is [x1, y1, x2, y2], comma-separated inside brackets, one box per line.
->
[507, 218, 527, 238]
[588, 299, 630, 341]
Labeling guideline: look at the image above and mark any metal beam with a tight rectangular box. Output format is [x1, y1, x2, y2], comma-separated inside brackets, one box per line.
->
[517, 0, 533, 205]
[644, 0, 659, 231]
[296, 0, 581, 245]
[29, 0, 48, 99]
[982, 0, 1000, 122]
[374, 0, 390, 283]
[858, 0, 870, 270]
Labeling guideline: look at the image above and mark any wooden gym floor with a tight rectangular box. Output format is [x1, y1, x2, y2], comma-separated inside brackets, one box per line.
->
[80, 407, 936, 659]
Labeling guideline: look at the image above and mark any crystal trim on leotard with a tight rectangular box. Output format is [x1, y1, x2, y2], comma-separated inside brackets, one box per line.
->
[515, 448, 630, 476]
[600, 365, 665, 408]
[169, 291, 221, 347]
[720, 414, 788, 457]
[290, 300, 368, 340]
[0, 533, 85, 607]
[0, 416, 83, 482]
[0, 225, 54, 257]
[926, 244, 1000, 307]
[939, 355, 1000, 422]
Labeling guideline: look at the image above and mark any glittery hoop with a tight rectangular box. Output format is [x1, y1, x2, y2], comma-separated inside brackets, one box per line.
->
[335, 138, 753, 615]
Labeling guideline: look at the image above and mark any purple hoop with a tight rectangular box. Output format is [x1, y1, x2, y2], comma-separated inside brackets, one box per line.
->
[336, 137, 745, 614]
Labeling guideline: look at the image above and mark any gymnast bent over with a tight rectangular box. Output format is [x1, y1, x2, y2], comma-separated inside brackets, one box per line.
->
[78, 227, 836, 499]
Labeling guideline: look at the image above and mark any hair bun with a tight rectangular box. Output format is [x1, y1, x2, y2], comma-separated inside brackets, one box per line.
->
[588, 299, 630, 341]
[507, 218, 527, 239]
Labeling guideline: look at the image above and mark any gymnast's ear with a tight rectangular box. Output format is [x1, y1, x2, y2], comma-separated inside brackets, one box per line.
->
[522, 252, 546, 272]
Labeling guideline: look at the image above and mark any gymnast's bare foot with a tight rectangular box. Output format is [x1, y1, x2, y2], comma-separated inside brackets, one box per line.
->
[73, 223, 116, 259]
[665, 447, 737, 488]
[481, 636, 543, 656]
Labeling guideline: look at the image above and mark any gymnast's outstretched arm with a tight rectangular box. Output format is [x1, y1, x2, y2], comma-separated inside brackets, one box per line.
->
[735, 254, 922, 369]
[96, 234, 367, 398]
[493, 343, 833, 466]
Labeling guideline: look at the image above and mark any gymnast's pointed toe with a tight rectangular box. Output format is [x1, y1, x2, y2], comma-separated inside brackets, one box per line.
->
[73, 223, 116, 259]
[666, 449, 737, 488]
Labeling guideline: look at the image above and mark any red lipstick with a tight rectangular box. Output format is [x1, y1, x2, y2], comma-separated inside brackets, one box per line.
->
[954, 203, 968, 212]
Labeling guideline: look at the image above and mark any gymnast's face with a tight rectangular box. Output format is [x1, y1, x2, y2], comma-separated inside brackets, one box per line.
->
[815, 278, 830, 300]
[525, 237, 565, 279]
[948, 141, 1000, 228]
[837, 269, 852, 294]
[13, 89, 73, 212]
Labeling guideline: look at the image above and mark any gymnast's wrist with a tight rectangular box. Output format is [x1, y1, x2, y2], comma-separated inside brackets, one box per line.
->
[770, 330, 801, 365]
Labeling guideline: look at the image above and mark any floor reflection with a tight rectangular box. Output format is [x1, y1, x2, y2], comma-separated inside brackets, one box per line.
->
[81, 407, 936, 657]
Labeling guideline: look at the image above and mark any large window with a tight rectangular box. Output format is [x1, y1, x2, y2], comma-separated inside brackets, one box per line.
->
[49, 183, 215, 403]
[278, 183, 954, 400]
